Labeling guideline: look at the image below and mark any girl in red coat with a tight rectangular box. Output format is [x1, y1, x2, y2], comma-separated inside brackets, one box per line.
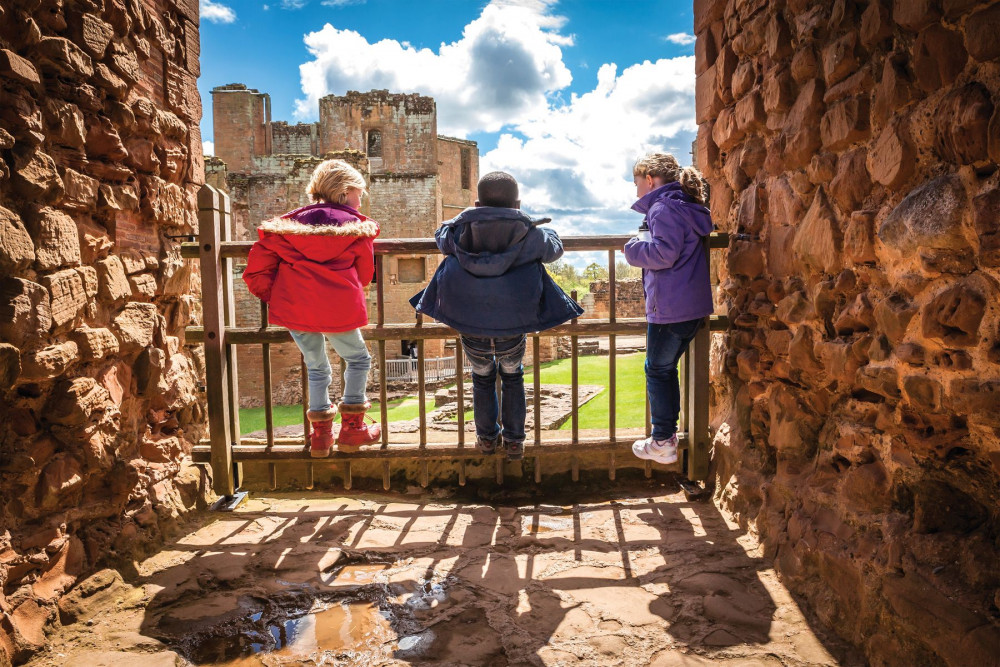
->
[243, 159, 380, 456]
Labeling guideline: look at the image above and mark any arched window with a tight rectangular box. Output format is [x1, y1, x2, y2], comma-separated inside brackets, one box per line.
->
[367, 129, 382, 157]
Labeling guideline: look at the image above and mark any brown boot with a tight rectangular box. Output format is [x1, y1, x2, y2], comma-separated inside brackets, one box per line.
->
[336, 401, 381, 450]
[307, 407, 337, 458]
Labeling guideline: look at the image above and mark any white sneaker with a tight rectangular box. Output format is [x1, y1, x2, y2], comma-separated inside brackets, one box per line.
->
[632, 435, 678, 464]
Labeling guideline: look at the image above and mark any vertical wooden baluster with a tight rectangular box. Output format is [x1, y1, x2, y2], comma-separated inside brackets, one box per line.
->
[421, 461, 429, 489]
[456, 337, 466, 486]
[571, 290, 579, 482]
[376, 255, 388, 448]
[609, 452, 616, 481]
[382, 460, 391, 491]
[608, 249, 616, 444]
[306, 462, 314, 490]
[268, 463, 277, 491]
[417, 330, 426, 450]
[688, 317, 711, 481]
[301, 356, 310, 449]
[343, 461, 352, 491]
[533, 335, 541, 484]
[496, 455, 504, 485]
[262, 302, 274, 451]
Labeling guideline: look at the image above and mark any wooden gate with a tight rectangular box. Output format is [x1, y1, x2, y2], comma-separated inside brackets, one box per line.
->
[183, 184, 728, 497]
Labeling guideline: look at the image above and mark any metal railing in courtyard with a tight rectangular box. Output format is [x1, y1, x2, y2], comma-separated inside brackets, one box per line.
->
[384, 355, 471, 383]
[183, 184, 728, 496]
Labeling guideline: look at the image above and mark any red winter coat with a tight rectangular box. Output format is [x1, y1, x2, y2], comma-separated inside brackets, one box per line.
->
[242, 203, 380, 333]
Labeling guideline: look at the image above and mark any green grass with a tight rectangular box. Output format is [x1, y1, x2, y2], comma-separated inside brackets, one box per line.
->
[239, 352, 651, 434]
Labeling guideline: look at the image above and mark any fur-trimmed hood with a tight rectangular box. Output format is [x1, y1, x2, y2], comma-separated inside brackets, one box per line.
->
[258, 216, 380, 238]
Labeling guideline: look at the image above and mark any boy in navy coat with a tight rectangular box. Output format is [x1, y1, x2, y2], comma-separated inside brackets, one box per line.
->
[411, 172, 582, 459]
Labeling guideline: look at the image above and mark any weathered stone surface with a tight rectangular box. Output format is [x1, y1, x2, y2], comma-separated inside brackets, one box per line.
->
[95, 256, 131, 303]
[829, 150, 870, 215]
[19, 341, 78, 381]
[860, 1, 892, 47]
[60, 168, 99, 211]
[0, 48, 41, 86]
[821, 32, 859, 86]
[878, 175, 968, 255]
[821, 96, 869, 152]
[44, 377, 111, 426]
[991, 108, 1000, 166]
[768, 383, 820, 459]
[874, 294, 917, 344]
[965, 3, 1000, 62]
[973, 189, 1000, 268]
[921, 282, 986, 347]
[902, 375, 942, 412]
[128, 273, 157, 301]
[867, 120, 915, 189]
[894, 0, 940, 31]
[85, 118, 128, 161]
[45, 101, 85, 149]
[41, 268, 86, 330]
[0, 278, 52, 347]
[0, 343, 21, 389]
[34, 36, 93, 77]
[25, 207, 81, 271]
[792, 190, 840, 275]
[78, 14, 113, 58]
[69, 327, 119, 360]
[112, 302, 159, 354]
[734, 90, 765, 133]
[782, 80, 824, 168]
[11, 149, 64, 201]
[912, 25, 967, 93]
[933, 84, 993, 165]
[0, 205, 35, 273]
[843, 211, 877, 264]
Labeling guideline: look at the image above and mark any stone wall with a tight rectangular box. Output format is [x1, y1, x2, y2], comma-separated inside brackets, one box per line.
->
[696, 0, 1000, 664]
[588, 279, 646, 320]
[0, 0, 208, 663]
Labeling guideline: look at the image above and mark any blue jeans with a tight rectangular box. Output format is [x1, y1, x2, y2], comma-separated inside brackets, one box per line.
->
[462, 335, 527, 443]
[646, 319, 702, 440]
[289, 329, 371, 411]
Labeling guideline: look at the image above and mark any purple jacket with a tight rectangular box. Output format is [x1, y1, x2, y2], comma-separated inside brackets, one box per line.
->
[623, 182, 714, 324]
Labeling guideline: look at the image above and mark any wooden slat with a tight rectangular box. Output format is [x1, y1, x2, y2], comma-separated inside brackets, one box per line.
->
[197, 184, 236, 496]
[179, 232, 732, 259]
[377, 339, 388, 448]
[687, 317, 712, 482]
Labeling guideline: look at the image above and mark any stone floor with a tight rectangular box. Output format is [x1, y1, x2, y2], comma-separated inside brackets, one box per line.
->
[30, 484, 864, 666]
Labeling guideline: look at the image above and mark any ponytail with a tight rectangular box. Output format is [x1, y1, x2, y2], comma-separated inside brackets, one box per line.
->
[634, 153, 706, 204]
[678, 166, 706, 204]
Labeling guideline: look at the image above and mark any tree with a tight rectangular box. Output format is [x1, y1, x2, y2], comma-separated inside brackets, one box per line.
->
[614, 259, 642, 280]
[584, 262, 609, 282]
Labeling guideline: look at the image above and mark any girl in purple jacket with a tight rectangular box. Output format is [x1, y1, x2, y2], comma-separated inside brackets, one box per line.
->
[624, 153, 713, 465]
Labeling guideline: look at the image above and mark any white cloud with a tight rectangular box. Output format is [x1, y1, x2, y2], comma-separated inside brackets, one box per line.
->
[201, 0, 236, 23]
[282, 0, 307, 8]
[665, 32, 696, 46]
[292, 0, 696, 242]
[320, 0, 365, 6]
[203, 141, 215, 156]
[294, 0, 573, 135]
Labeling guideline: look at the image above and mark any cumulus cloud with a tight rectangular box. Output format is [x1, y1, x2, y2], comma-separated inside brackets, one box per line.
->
[665, 32, 696, 46]
[203, 141, 215, 156]
[282, 0, 307, 8]
[201, 0, 236, 23]
[292, 0, 697, 245]
[483, 57, 697, 236]
[294, 0, 573, 134]
[320, 0, 365, 5]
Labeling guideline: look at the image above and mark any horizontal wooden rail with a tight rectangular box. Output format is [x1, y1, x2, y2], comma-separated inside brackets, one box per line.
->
[184, 316, 730, 344]
[191, 434, 691, 463]
[179, 232, 731, 260]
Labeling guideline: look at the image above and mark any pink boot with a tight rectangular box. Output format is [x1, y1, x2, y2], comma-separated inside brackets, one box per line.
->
[336, 401, 381, 450]
[308, 407, 337, 458]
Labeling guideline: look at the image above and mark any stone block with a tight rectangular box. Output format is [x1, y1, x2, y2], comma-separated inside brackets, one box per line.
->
[843, 211, 877, 264]
[896, 342, 925, 365]
[129, 273, 157, 301]
[834, 293, 874, 335]
[776, 291, 815, 325]
[25, 207, 81, 271]
[734, 89, 765, 132]
[921, 282, 985, 347]
[867, 120, 915, 189]
[991, 108, 1000, 166]
[78, 14, 113, 58]
[11, 149, 64, 202]
[93, 63, 127, 99]
[728, 240, 765, 278]
[878, 174, 968, 254]
[711, 107, 744, 151]
[902, 375, 942, 412]
[737, 185, 764, 234]
[820, 97, 869, 151]
[715, 45, 738, 105]
[60, 168, 98, 211]
[0, 205, 35, 274]
[874, 294, 917, 344]
[782, 80, 824, 168]
[694, 0, 726, 35]
[766, 225, 797, 279]
[723, 149, 749, 192]
[765, 14, 793, 60]
[791, 47, 819, 83]
[821, 32, 858, 86]
[732, 61, 756, 100]
[695, 27, 718, 75]
[45, 101, 85, 149]
[119, 249, 147, 274]
[0, 343, 21, 389]
[792, 190, 841, 275]
[77, 265, 98, 298]
[933, 83, 993, 165]
[696, 64, 722, 124]
[912, 25, 967, 93]
[85, 118, 127, 161]
[893, 0, 940, 31]
[823, 66, 874, 104]
[858, 365, 900, 400]
[112, 302, 159, 354]
[36, 453, 83, 511]
[763, 66, 794, 113]
[829, 150, 871, 215]
[948, 379, 1000, 415]
[33, 36, 93, 78]
[965, 4, 1000, 62]
[767, 383, 821, 459]
[739, 136, 766, 179]
[695, 123, 718, 176]
[860, 1, 892, 47]
[96, 256, 131, 303]
[19, 341, 78, 382]
[0, 278, 52, 347]
[973, 189, 1000, 268]
[41, 268, 86, 331]
[69, 327, 119, 361]
[44, 377, 111, 426]
[0, 48, 40, 86]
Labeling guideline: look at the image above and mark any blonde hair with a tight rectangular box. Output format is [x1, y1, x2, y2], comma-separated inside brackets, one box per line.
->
[306, 159, 367, 204]
[633, 152, 705, 204]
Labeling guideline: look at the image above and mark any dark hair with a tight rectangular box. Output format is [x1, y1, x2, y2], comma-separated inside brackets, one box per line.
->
[477, 171, 519, 208]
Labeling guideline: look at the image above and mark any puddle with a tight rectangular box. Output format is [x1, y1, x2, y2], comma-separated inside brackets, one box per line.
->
[321, 563, 388, 588]
[185, 600, 396, 666]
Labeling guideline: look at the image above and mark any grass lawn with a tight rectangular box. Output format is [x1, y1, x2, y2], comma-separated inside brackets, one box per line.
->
[239, 352, 651, 434]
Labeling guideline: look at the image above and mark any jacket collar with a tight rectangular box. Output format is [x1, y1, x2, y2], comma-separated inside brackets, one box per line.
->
[258, 216, 379, 238]
[446, 206, 551, 227]
[282, 202, 368, 225]
[631, 182, 685, 214]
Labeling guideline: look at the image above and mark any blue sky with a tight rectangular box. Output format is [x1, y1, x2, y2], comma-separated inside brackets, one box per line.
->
[199, 0, 699, 245]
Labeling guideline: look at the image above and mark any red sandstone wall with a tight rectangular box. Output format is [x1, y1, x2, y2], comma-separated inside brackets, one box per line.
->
[696, 0, 1000, 664]
[0, 0, 208, 662]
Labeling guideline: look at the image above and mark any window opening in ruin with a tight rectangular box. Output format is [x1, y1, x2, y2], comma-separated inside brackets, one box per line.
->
[461, 148, 471, 190]
[367, 129, 383, 157]
[397, 257, 426, 283]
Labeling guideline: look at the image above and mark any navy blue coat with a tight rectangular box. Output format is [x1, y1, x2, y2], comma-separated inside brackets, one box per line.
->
[410, 207, 584, 337]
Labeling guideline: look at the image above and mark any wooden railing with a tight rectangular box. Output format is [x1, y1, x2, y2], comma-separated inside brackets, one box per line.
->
[184, 184, 728, 496]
